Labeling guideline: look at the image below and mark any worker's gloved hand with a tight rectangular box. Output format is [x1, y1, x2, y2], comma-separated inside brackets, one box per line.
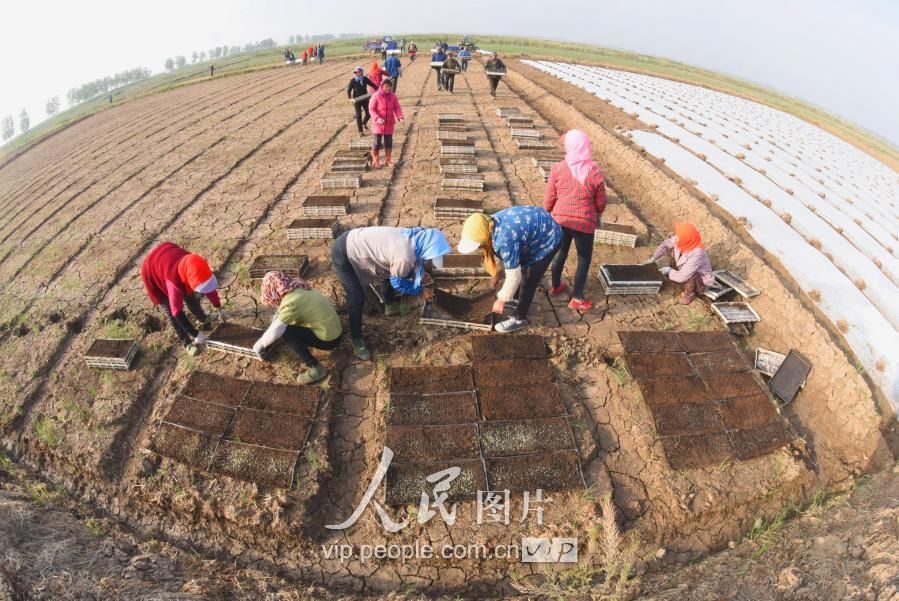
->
[659, 266, 672, 276]
[643, 258, 657, 265]
[492, 298, 506, 314]
[252, 340, 266, 355]
[194, 332, 209, 345]
[217, 309, 228, 323]
[186, 344, 200, 357]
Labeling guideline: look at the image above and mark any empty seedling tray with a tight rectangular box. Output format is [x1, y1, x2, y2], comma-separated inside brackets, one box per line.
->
[595, 222, 638, 248]
[302, 195, 349, 217]
[249, 255, 309, 279]
[331, 160, 368, 172]
[84, 338, 138, 370]
[206, 323, 269, 360]
[712, 302, 761, 325]
[714, 269, 760, 298]
[768, 349, 812, 404]
[702, 280, 734, 301]
[320, 172, 362, 190]
[755, 347, 786, 377]
[441, 174, 485, 191]
[599, 263, 664, 295]
[287, 218, 337, 240]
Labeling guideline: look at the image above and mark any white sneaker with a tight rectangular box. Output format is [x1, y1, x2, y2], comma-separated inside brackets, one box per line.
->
[494, 317, 528, 333]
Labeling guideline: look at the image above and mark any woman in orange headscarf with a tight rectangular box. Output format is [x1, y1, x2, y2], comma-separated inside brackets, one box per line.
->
[648, 222, 715, 304]
[368, 61, 386, 89]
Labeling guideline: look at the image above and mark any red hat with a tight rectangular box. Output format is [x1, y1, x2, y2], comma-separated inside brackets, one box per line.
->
[177, 254, 216, 294]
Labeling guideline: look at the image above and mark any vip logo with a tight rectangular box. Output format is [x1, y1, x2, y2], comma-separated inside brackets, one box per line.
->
[520, 537, 578, 563]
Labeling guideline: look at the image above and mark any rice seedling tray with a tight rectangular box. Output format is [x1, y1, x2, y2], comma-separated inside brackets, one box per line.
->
[477, 384, 567, 421]
[249, 254, 309, 279]
[439, 162, 478, 175]
[437, 130, 469, 141]
[768, 349, 812, 404]
[441, 143, 476, 156]
[432, 253, 489, 278]
[387, 391, 479, 426]
[348, 139, 371, 150]
[485, 450, 584, 494]
[386, 459, 486, 505]
[286, 218, 337, 240]
[510, 128, 542, 140]
[714, 270, 760, 298]
[712, 302, 761, 324]
[515, 139, 554, 151]
[330, 160, 368, 172]
[320, 173, 362, 190]
[702, 279, 734, 300]
[389, 364, 475, 395]
[595, 223, 638, 248]
[479, 417, 575, 457]
[496, 107, 521, 117]
[206, 323, 269, 360]
[441, 174, 485, 191]
[302, 195, 349, 217]
[385, 424, 480, 462]
[84, 338, 138, 370]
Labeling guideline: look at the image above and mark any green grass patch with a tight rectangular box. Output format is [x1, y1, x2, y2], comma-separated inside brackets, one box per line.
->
[33, 416, 61, 448]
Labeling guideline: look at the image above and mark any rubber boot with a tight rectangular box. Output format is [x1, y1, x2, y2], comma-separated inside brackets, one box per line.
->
[371, 149, 381, 169]
[384, 149, 393, 167]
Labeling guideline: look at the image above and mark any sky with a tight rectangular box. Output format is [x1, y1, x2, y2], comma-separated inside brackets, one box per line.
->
[2, 0, 898, 148]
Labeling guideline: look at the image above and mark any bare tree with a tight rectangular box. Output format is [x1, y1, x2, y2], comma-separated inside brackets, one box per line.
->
[164, 57, 175, 71]
[174, 55, 186, 69]
[45, 96, 60, 117]
[19, 109, 30, 133]
[1, 115, 13, 141]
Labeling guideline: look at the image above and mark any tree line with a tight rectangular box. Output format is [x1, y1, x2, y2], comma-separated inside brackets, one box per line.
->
[66, 67, 152, 106]
[166, 39, 278, 72]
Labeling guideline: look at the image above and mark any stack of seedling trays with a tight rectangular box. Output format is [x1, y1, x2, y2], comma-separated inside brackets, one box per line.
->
[712, 302, 761, 335]
[595, 223, 638, 248]
[420, 289, 498, 332]
[516, 138, 553, 151]
[713, 270, 760, 298]
[599, 264, 664, 295]
[437, 130, 469, 142]
[496, 107, 521, 118]
[511, 128, 542, 140]
[508, 115, 534, 127]
[441, 173, 484, 191]
[440, 161, 478, 175]
[334, 149, 370, 161]
[206, 323, 270, 360]
[531, 155, 563, 166]
[755, 347, 789, 378]
[249, 255, 309, 279]
[302, 195, 349, 217]
[485, 69, 507, 78]
[84, 338, 138, 370]
[438, 122, 467, 132]
[348, 139, 371, 151]
[441, 139, 476, 156]
[434, 197, 483, 220]
[438, 113, 465, 125]
[702, 280, 734, 301]
[320, 172, 362, 190]
[286, 218, 337, 240]
[433, 254, 489, 279]
[331, 159, 368, 172]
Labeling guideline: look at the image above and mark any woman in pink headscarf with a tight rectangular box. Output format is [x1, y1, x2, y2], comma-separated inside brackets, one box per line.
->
[543, 129, 607, 311]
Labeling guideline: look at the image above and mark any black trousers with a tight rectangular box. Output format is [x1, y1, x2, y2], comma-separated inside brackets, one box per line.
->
[331, 232, 366, 339]
[282, 326, 343, 366]
[444, 73, 456, 92]
[488, 76, 501, 96]
[551, 227, 595, 299]
[353, 100, 370, 133]
[514, 245, 559, 320]
[161, 295, 208, 345]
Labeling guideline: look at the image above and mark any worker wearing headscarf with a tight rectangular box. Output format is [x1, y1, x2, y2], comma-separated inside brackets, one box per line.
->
[544, 130, 607, 312]
[649, 222, 715, 304]
[331, 226, 451, 360]
[252, 271, 343, 384]
[368, 61, 386, 89]
[458, 206, 561, 333]
[140, 242, 224, 355]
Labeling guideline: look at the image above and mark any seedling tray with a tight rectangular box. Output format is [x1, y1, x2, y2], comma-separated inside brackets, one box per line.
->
[206, 323, 268, 360]
[386, 459, 486, 505]
[437, 113, 465, 122]
[496, 107, 521, 117]
[599, 263, 663, 295]
[249, 255, 309, 279]
[515, 139, 554, 151]
[385, 424, 480, 462]
[507, 116, 534, 127]
[287, 218, 337, 240]
[440, 162, 478, 175]
[331, 160, 368, 172]
[437, 130, 469, 141]
[320, 172, 362, 190]
[755, 347, 786, 377]
[480, 417, 576, 457]
[350, 92, 373, 104]
[537, 166, 550, 182]
[485, 70, 507, 77]
[441, 175, 485, 191]
[84, 338, 138, 370]
[768, 349, 812, 404]
[440, 156, 477, 166]
[334, 149, 370, 160]
[421, 289, 498, 332]
[714, 270, 760, 298]
[302, 195, 349, 217]
[228, 408, 312, 450]
[530, 155, 563, 166]
[434, 198, 483, 220]
[702, 280, 734, 300]
[421, 304, 495, 332]
[473, 358, 555, 388]
[389, 364, 475, 395]
[595, 223, 638, 248]
[181, 371, 252, 406]
[477, 384, 567, 421]
[510, 128, 542, 140]
[387, 391, 479, 426]
[618, 331, 686, 353]
[712, 302, 761, 324]
[661, 431, 736, 470]
[432, 253, 489, 279]
[348, 139, 371, 151]
[441, 144, 476, 156]
[210, 440, 299, 488]
[485, 450, 584, 494]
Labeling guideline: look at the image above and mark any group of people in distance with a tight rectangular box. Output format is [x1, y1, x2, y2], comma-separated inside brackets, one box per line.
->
[141, 53, 715, 385]
[284, 44, 326, 66]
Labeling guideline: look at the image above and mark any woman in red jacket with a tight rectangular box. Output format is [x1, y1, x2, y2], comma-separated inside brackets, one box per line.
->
[368, 78, 404, 168]
[543, 129, 607, 312]
[141, 242, 224, 355]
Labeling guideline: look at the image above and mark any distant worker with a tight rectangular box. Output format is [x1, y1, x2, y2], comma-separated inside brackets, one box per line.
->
[647, 222, 715, 305]
[330, 227, 451, 360]
[485, 52, 507, 97]
[380, 42, 388, 61]
[252, 271, 343, 384]
[210, 64, 215, 77]
[441, 52, 462, 93]
[307, 45, 315, 64]
[431, 47, 447, 90]
[459, 47, 471, 72]
[368, 78, 404, 168]
[317, 44, 325, 64]
[383, 52, 402, 91]
[400, 38, 406, 52]
[408, 41, 417, 62]
[347, 66, 376, 136]
[544, 130, 607, 312]
[140, 242, 224, 356]
[367, 60, 387, 89]
[457, 206, 561, 333]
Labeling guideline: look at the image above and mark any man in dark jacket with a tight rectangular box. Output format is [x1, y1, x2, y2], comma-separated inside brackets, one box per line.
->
[431, 48, 447, 90]
[347, 66, 376, 135]
[485, 53, 507, 97]
[441, 53, 462, 93]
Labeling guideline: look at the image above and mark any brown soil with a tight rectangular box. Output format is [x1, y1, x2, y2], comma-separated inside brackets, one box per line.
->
[716, 392, 777, 430]
[227, 408, 312, 450]
[385, 459, 486, 505]
[473, 358, 555, 388]
[241, 382, 320, 417]
[678, 330, 736, 353]
[163, 395, 236, 435]
[704, 372, 768, 399]
[149, 423, 218, 469]
[479, 417, 575, 456]
[688, 348, 751, 377]
[469, 333, 548, 361]
[485, 450, 583, 493]
[208, 323, 262, 349]
[387, 391, 479, 426]
[619, 330, 687, 353]
[209, 440, 297, 488]
[478, 384, 567, 420]
[730, 418, 795, 460]
[661, 431, 736, 469]
[432, 289, 497, 322]
[652, 403, 727, 437]
[625, 352, 694, 378]
[440, 254, 483, 269]
[180, 371, 251, 406]
[638, 375, 714, 405]
[385, 424, 480, 462]
[84, 338, 135, 358]
[388, 364, 474, 394]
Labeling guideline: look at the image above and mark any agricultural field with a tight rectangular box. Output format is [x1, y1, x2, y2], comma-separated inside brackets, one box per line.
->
[0, 46, 896, 598]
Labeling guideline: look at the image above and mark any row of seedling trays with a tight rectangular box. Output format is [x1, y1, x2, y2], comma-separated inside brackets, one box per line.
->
[437, 114, 485, 191]
[496, 105, 554, 151]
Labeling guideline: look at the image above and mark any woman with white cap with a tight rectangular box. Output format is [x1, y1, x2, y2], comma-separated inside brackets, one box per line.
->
[457, 206, 561, 333]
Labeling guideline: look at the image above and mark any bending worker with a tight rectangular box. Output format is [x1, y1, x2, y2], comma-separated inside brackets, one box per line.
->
[441, 52, 462, 93]
[252, 271, 343, 384]
[485, 52, 507, 97]
[347, 66, 376, 136]
[458, 206, 561, 333]
[331, 227, 451, 360]
[368, 78, 404, 168]
[141, 242, 224, 356]
[431, 46, 447, 90]
[648, 222, 715, 305]
[544, 129, 607, 312]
